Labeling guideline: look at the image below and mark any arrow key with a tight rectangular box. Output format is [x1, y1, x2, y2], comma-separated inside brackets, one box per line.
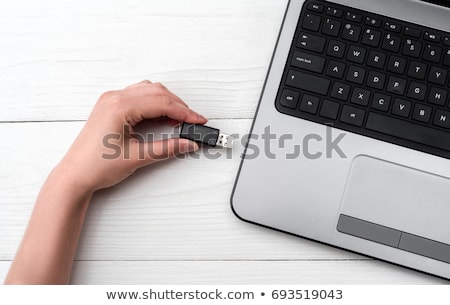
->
[340, 105, 366, 126]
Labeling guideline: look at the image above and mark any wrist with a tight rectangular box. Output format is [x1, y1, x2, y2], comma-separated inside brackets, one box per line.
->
[50, 161, 96, 202]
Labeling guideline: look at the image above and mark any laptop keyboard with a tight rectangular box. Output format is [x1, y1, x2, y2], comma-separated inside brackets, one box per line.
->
[275, 0, 450, 159]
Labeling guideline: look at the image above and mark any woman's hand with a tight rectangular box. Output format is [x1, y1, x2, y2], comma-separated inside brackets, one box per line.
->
[5, 80, 207, 284]
[58, 80, 207, 193]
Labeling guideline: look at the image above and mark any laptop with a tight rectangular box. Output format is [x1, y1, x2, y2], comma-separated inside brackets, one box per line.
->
[231, 0, 450, 279]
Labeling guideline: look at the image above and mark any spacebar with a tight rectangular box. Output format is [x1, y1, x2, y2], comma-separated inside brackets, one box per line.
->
[366, 112, 450, 152]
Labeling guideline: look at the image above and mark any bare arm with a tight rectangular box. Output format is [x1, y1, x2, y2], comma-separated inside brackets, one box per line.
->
[4, 80, 206, 284]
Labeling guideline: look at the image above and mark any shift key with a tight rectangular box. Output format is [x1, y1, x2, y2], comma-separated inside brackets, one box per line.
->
[286, 70, 330, 95]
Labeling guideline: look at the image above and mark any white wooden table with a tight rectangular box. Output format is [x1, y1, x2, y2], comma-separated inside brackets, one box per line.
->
[0, 0, 445, 284]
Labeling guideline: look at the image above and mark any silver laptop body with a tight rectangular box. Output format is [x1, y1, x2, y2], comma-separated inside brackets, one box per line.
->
[231, 0, 450, 279]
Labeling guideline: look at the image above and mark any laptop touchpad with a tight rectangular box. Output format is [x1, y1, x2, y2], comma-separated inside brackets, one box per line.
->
[338, 155, 450, 263]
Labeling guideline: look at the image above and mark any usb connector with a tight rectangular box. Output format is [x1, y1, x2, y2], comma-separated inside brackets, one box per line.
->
[179, 123, 233, 148]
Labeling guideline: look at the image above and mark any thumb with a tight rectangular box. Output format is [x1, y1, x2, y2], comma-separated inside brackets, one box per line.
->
[134, 138, 199, 165]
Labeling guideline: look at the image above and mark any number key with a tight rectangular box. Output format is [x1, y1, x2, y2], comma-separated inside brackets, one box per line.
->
[402, 39, 422, 58]
[302, 13, 322, 32]
[423, 44, 442, 63]
[322, 18, 341, 37]
[382, 33, 402, 52]
[362, 28, 381, 47]
[342, 23, 361, 42]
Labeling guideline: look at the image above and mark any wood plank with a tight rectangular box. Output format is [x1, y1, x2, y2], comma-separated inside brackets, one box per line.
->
[0, 120, 364, 261]
[1, 261, 444, 284]
[0, 0, 288, 121]
[0, 120, 443, 282]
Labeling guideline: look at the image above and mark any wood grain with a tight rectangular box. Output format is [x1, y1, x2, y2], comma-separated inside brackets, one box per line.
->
[0, 120, 359, 261]
[0, 261, 444, 284]
[0, 0, 441, 284]
[0, 0, 288, 122]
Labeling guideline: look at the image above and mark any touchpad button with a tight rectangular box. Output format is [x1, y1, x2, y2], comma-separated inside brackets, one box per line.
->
[339, 155, 450, 246]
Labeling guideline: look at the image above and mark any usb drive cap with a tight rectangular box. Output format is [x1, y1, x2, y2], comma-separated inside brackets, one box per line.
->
[179, 123, 233, 148]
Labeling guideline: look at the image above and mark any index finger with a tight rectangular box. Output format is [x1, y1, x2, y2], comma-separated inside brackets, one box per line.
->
[124, 94, 208, 126]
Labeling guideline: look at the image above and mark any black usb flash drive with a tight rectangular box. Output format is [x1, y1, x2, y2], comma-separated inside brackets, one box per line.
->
[179, 123, 233, 148]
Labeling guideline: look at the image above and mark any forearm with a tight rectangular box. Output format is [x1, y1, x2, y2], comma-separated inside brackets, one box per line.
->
[4, 81, 204, 284]
[4, 164, 93, 284]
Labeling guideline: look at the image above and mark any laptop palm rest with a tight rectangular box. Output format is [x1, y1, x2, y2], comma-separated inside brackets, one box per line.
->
[338, 155, 450, 264]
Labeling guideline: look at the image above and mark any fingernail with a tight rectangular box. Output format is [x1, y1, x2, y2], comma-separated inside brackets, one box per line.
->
[180, 140, 199, 154]
[199, 114, 208, 122]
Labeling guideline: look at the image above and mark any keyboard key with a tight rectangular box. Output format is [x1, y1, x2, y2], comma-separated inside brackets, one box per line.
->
[327, 40, 346, 58]
[345, 11, 362, 23]
[367, 50, 386, 69]
[367, 71, 386, 90]
[326, 7, 343, 18]
[385, 21, 401, 33]
[424, 31, 441, 43]
[351, 87, 371, 106]
[412, 104, 432, 123]
[364, 16, 382, 28]
[367, 112, 450, 151]
[307, 2, 324, 13]
[279, 89, 300, 109]
[407, 61, 427, 80]
[330, 82, 351, 100]
[387, 76, 407, 95]
[382, 33, 402, 52]
[277, 0, 450, 161]
[346, 65, 366, 84]
[423, 44, 442, 63]
[322, 18, 341, 37]
[433, 109, 450, 128]
[402, 39, 422, 58]
[387, 56, 407, 74]
[342, 23, 361, 42]
[407, 82, 427, 101]
[404, 26, 421, 38]
[362, 28, 381, 47]
[428, 66, 448, 85]
[302, 13, 322, 32]
[291, 51, 325, 73]
[428, 87, 448, 106]
[444, 49, 450, 66]
[392, 99, 412, 117]
[371, 93, 391, 112]
[326, 60, 346, 79]
[297, 32, 326, 53]
[299, 94, 320, 114]
[347, 45, 366, 63]
[286, 70, 330, 95]
[340, 105, 366, 126]
[444, 37, 450, 46]
[320, 100, 340, 119]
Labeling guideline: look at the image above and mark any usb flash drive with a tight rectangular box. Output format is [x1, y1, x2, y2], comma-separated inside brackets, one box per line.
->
[179, 123, 233, 148]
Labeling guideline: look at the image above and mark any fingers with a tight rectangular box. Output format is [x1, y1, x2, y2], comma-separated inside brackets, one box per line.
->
[125, 80, 152, 89]
[125, 82, 189, 108]
[117, 82, 206, 125]
[133, 138, 199, 166]
[127, 94, 207, 124]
